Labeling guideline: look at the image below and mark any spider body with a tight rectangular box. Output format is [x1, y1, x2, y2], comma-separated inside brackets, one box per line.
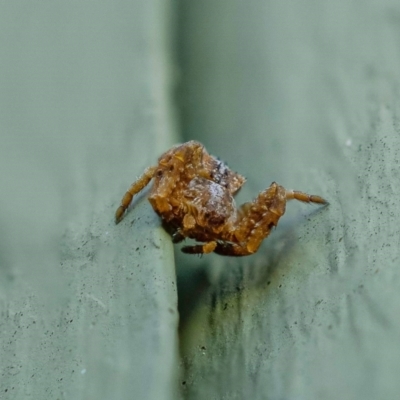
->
[115, 141, 327, 256]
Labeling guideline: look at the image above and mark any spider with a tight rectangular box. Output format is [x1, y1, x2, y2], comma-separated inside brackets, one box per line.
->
[115, 141, 327, 256]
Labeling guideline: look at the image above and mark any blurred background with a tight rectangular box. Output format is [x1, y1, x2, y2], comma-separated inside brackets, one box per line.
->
[1, 1, 400, 399]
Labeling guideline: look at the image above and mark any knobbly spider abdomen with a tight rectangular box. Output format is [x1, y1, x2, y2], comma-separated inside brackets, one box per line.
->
[115, 141, 328, 256]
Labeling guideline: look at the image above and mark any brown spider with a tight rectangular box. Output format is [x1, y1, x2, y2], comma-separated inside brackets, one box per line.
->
[115, 141, 327, 256]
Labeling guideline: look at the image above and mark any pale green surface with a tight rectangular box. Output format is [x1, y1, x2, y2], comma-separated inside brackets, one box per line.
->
[177, 1, 400, 399]
[2, 0, 400, 399]
[0, 1, 178, 399]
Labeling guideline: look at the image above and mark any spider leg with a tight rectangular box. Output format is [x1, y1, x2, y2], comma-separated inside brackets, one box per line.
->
[224, 182, 328, 256]
[285, 189, 328, 205]
[181, 241, 217, 254]
[171, 230, 185, 244]
[212, 242, 250, 256]
[115, 166, 157, 224]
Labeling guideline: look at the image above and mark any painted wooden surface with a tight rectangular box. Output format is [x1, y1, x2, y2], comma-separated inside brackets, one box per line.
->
[0, 1, 179, 399]
[177, 1, 400, 399]
[2, 1, 400, 399]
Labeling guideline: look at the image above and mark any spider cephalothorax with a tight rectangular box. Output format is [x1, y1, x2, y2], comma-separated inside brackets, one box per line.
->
[115, 141, 327, 256]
